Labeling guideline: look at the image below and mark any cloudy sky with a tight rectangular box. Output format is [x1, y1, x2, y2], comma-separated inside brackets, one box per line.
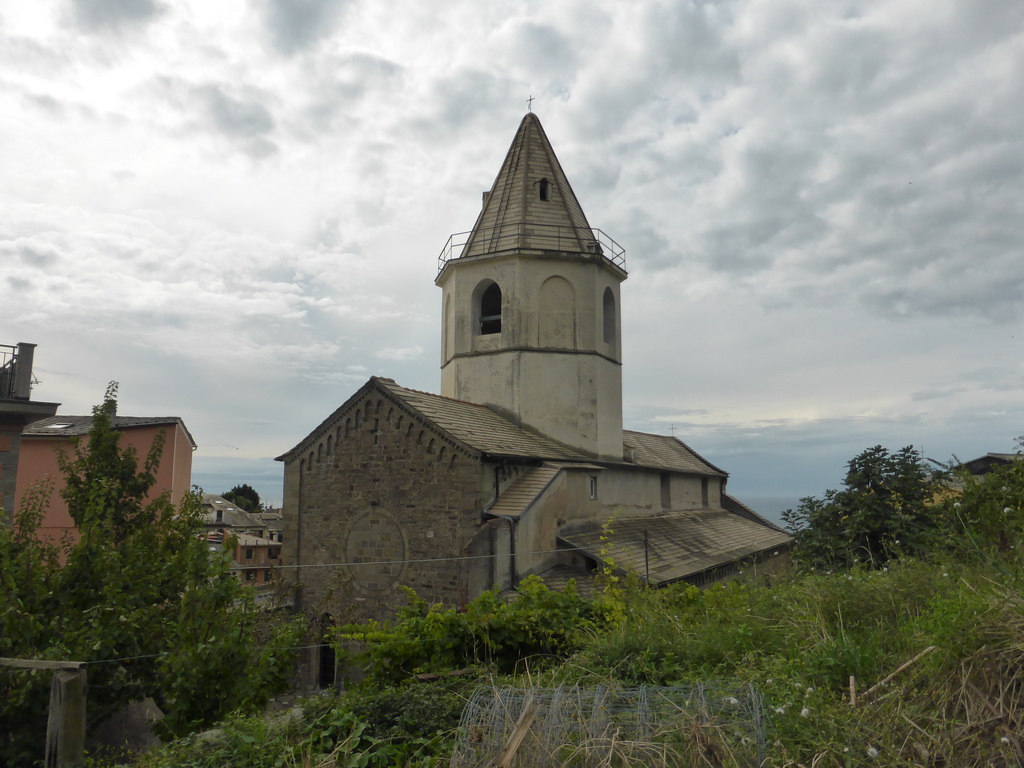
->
[3, 0, 1023, 519]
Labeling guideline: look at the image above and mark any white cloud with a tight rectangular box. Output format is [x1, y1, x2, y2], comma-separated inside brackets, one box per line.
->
[257, 0, 350, 55]
[67, 0, 167, 33]
[375, 346, 423, 362]
[3, 0, 1023, 508]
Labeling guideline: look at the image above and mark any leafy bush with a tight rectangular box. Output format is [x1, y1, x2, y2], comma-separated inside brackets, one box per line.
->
[343, 676, 469, 741]
[336, 576, 605, 682]
[934, 442, 1024, 563]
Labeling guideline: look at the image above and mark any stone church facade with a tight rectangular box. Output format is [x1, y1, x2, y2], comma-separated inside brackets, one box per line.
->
[278, 114, 791, 687]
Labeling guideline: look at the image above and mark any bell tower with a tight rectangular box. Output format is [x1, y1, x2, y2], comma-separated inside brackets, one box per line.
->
[435, 114, 627, 459]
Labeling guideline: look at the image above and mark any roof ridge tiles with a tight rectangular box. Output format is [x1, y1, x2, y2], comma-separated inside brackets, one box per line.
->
[375, 378, 593, 458]
[373, 377, 492, 409]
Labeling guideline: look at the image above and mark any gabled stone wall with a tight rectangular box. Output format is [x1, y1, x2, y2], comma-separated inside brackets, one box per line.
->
[283, 386, 493, 627]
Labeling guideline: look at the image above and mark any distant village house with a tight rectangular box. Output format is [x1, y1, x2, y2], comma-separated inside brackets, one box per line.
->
[200, 493, 283, 590]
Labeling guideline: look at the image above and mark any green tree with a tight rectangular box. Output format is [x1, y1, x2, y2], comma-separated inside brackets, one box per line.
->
[58, 382, 164, 543]
[782, 445, 939, 571]
[0, 384, 303, 766]
[935, 439, 1024, 561]
[222, 483, 263, 512]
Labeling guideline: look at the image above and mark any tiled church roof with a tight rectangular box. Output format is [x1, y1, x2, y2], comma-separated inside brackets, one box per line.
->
[279, 377, 730, 481]
[486, 464, 563, 519]
[559, 510, 793, 586]
[375, 378, 583, 460]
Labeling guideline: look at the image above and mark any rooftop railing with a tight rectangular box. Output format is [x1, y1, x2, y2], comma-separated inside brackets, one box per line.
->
[0, 342, 36, 400]
[437, 223, 626, 276]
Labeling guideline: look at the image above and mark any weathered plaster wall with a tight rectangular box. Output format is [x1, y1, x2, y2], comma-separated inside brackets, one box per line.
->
[506, 470, 566, 580]
[510, 466, 730, 584]
[438, 252, 624, 459]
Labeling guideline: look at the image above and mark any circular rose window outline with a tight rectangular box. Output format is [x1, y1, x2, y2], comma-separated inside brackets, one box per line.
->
[343, 510, 409, 594]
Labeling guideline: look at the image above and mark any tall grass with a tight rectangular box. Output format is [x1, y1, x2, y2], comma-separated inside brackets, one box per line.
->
[553, 559, 1021, 766]
[119, 559, 1023, 767]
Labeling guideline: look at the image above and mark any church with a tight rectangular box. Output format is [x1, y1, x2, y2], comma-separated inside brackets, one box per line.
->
[278, 114, 791, 672]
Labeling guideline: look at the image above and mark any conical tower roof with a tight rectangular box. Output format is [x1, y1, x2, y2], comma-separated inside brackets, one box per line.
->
[461, 113, 599, 258]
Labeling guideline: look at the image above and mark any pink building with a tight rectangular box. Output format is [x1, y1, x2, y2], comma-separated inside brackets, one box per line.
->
[16, 415, 195, 545]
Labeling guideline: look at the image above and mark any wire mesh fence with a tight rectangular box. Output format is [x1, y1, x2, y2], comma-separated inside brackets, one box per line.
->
[451, 683, 765, 768]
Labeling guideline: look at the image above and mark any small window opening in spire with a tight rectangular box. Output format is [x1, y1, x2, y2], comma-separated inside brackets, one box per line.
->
[479, 282, 502, 335]
[538, 178, 550, 201]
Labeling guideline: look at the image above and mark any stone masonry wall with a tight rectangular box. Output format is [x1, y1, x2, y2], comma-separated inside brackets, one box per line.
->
[285, 386, 492, 628]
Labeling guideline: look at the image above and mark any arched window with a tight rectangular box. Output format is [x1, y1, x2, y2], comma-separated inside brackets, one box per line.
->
[602, 287, 616, 346]
[479, 282, 502, 335]
[538, 178, 550, 201]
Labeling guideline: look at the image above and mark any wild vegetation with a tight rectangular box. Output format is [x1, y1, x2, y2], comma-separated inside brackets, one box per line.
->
[781, 445, 941, 570]
[0, 384, 304, 767]
[128, 442, 1024, 767]
[10, 439, 1024, 766]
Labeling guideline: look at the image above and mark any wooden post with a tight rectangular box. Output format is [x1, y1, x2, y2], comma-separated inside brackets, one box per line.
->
[45, 668, 87, 768]
[0, 658, 87, 768]
[495, 695, 539, 768]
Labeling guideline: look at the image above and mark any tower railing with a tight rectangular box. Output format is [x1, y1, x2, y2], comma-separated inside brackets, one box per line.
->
[437, 223, 626, 276]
